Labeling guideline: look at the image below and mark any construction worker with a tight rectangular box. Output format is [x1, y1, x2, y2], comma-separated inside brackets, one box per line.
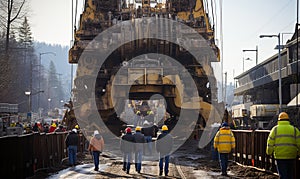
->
[142, 120, 156, 155]
[88, 130, 104, 171]
[65, 128, 79, 167]
[49, 123, 57, 133]
[266, 112, 300, 179]
[156, 125, 173, 176]
[120, 127, 134, 174]
[214, 122, 236, 176]
[133, 126, 145, 173]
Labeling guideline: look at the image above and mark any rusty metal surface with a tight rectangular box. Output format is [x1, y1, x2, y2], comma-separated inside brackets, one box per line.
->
[0, 132, 85, 178]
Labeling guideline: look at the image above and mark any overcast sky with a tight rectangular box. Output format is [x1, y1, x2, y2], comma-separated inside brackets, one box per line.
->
[29, 0, 297, 82]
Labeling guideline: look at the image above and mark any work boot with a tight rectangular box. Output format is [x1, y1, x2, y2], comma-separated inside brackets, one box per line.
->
[126, 170, 130, 174]
[159, 171, 163, 176]
[122, 162, 127, 171]
[221, 172, 228, 176]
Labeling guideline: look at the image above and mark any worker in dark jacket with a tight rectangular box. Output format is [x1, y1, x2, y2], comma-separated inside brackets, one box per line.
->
[156, 125, 173, 176]
[120, 127, 135, 174]
[142, 121, 158, 155]
[65, 128, 79, 167]
[133, 126, 145, 173]
[266, 112, 300, 179]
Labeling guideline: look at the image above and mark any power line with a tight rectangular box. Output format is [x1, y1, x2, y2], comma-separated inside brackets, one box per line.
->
[279, 18, 297, 32]
[245, 0, 293, 41]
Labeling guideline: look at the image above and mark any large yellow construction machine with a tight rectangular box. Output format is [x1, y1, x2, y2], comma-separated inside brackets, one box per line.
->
[69, 0, 222, 135]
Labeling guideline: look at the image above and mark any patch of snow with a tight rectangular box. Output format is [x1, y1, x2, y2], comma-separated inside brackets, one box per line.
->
[186, 154, 206, 160]
[48, 163, 109, 179]
[193, 170, 217, 178]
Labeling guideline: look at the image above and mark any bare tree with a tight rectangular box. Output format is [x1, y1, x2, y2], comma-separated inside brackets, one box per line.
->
[0, 0, 27, 53]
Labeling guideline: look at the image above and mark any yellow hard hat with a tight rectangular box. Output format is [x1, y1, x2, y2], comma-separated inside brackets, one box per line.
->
[52, 123, 57, 128]
[135, 126, 141, 131]
[278, 112, 289, 120]
[162, 125, 168, 131]
[75, 125, 79, 129]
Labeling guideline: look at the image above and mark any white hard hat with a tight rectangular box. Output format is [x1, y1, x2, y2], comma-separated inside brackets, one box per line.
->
[143, 120, 149, 125]
[94, 130, 99, 136]
[72, 129, 77, 133]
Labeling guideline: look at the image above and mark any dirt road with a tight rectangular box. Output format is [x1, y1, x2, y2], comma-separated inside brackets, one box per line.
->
[41, 139, 278, 179]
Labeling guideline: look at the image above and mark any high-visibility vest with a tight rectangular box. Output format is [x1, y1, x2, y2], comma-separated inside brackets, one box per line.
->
[214, 127, 236, 153]
[266, 121, 300, 159]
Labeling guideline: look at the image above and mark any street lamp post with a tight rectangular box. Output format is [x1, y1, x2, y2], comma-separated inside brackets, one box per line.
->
[243, 45, 258, 65]
[25, 91, 31, 122]
[48, 86, 58, 113]
[25, 90, 44, 121]
[39, 52, 56, 118]
[260, 34, 282, 112]
[243, 57, 252, 72]
[48, 98, 51, 112]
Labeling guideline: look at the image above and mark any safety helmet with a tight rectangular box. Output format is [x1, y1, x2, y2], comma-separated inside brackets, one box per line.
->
[278, 112, 289, 120]
[75, 125, 79, 129]
[94, 130, 99, 136]
[162, 125, 168, 131]
[125, 127, 132, 133]
[135, 126, 141, 131]
[72, 128, 77, 133]
[51, 123, 57, 128]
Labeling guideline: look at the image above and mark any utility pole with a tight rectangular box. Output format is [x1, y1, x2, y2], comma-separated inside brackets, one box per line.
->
[224, 72, 227, 104]
[39, 52, 56, 119]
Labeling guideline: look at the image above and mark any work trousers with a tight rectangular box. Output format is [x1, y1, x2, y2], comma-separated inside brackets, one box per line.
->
[219, 153, 229, 174]
[68, 145, 77, 166]
[276, 159, 295, 179]
[135, 150, 143, 172]
[92, 151, 101, 170]
[123, 152, 132, 172]
[159, 154, 170, 175]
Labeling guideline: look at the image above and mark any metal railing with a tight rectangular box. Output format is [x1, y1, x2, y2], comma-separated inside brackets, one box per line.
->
[0, 132, 86, 178]
[232, 130, 300, 178]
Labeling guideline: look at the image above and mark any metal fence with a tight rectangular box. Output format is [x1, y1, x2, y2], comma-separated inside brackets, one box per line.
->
[232, 130, 300, 178]
[0, 132, 85, 178]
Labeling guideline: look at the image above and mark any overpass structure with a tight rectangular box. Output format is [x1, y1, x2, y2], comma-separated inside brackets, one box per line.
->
[234, 29, 300, 107]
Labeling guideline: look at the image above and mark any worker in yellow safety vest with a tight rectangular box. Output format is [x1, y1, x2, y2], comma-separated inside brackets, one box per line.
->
[266, 112, 300, 179]
[214, 122, 236, 176]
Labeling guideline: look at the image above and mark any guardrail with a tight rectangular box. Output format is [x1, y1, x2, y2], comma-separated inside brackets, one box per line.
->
[232, 130, 300, 178]
[0, 132, 86, 178]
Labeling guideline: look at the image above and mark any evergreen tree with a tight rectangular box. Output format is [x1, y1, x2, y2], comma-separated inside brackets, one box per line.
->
[18, 17, 33, 46]
[12, 16, 38, 113]
[47, 61, 65, 112]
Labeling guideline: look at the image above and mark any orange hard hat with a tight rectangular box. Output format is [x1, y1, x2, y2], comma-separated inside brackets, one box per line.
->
[278, 112, 289, 120]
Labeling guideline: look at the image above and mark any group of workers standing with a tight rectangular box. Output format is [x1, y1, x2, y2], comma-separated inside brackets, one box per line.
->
[78, 124, 172, 176]
[120, 124, 173, 176]
[65, 111, 300, 178]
